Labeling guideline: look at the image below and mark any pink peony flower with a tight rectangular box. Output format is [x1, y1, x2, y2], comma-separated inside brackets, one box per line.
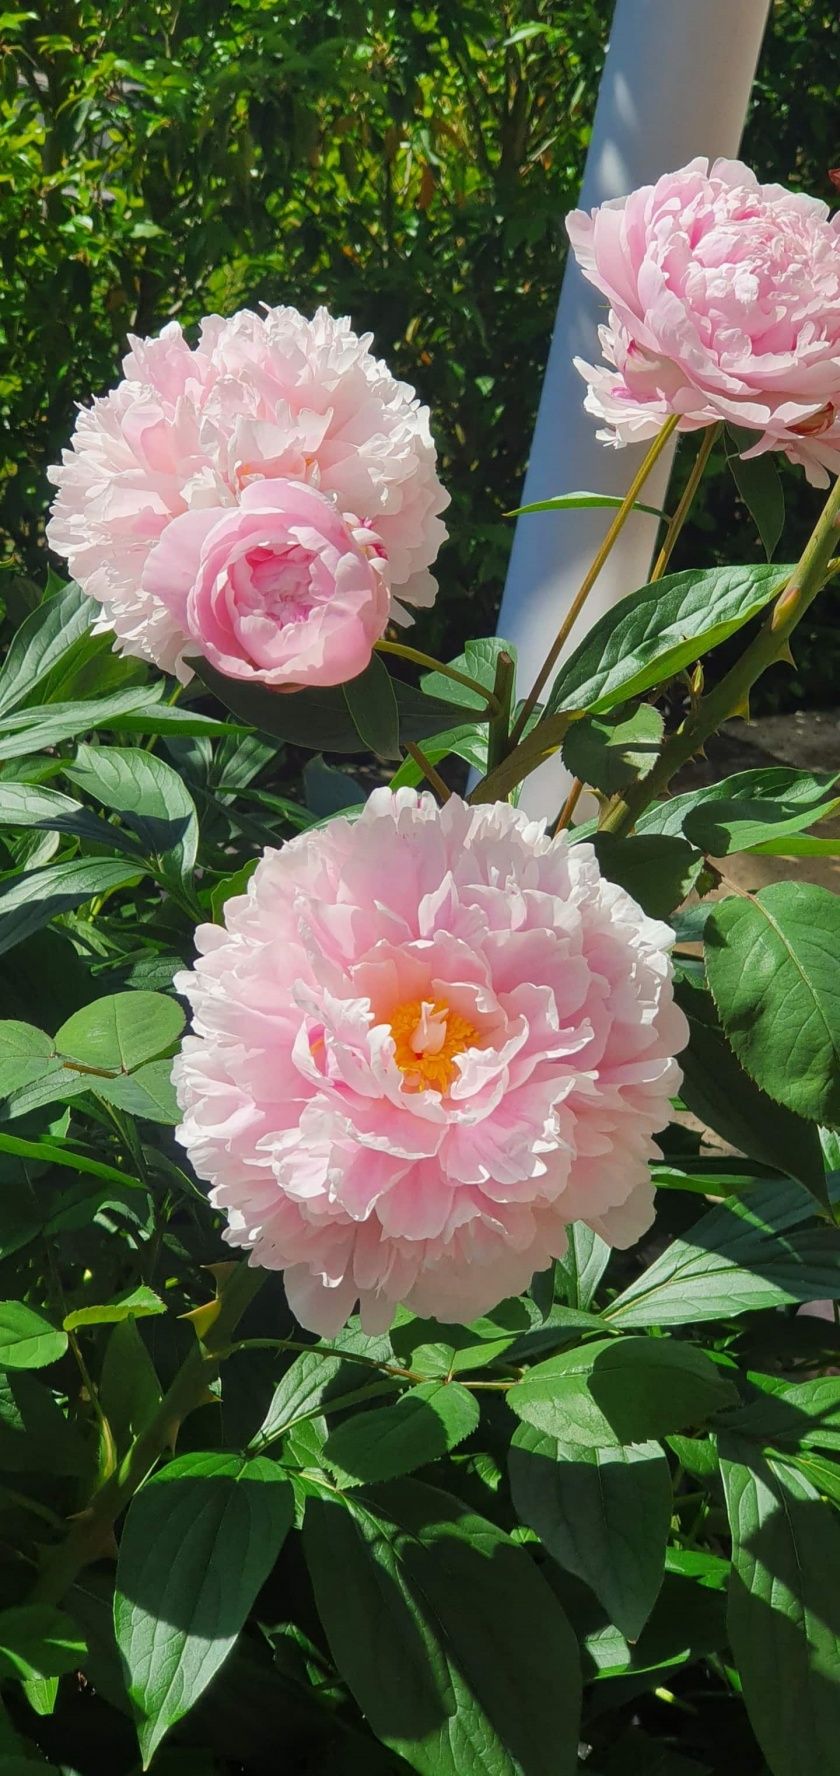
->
[142, 480, 390, 689]
[567, 157, 840, 484]
[173, 790, 687, 1336]
[47, 306, 449, 678]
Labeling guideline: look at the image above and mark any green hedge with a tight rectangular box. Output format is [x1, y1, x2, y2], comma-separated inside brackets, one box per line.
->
[2, 0, 839, 705]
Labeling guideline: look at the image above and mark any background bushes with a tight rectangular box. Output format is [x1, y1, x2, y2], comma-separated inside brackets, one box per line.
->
[2, 0, 839, 704]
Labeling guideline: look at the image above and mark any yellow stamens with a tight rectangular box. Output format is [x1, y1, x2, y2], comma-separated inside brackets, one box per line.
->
[390, 997, 478, 1094]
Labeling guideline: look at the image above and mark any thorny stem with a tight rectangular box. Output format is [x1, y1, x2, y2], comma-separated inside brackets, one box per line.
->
[599, 472, 840, 837]
[509, 414, 680, 747]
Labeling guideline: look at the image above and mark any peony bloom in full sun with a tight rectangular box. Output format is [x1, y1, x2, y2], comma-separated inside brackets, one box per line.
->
[47, 306, 449, 683]
[173, 790, 687, 1336]
[567, 157, 840, 484]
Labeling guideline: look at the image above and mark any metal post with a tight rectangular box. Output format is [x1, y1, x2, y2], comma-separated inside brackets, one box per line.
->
[497, 0, 772, 814]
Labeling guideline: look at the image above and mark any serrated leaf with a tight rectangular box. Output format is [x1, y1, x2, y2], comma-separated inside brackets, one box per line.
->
[509, 1425, 670, 1639]
[323, 1381, 479, 1485]
[720, 1441, 840, 1776]
[342, 654, 400, 757]
[54, 992, 184, 1074]
[63, 1284, 165, 1332]
[94, 1058, 179, 1124]
[64, 744, 198, 882]
[547, 563, 789, 715]
[114, 1451, 293, 1766]
[0, 1302, 67, 1370]
[303, 1478, 581, 1776]
[507, 1337, 735, 1446]
[674, 978, 826, 1196]
[562, 702, 663, 793]
[706, 883, 840, 1128]
[0, 1020, 54, 1100]
[593, 832, 703, 918]
[605, 1178, 840, 1329]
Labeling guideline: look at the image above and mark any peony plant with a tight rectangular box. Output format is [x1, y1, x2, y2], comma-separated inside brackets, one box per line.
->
[1, 159, 839, 1776]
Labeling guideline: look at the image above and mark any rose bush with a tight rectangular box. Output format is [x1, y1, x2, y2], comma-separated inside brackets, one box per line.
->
[1, 165, 839, 1776]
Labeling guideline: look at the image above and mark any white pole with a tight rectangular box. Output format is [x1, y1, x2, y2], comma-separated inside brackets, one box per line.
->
[498, 0, 771, 815]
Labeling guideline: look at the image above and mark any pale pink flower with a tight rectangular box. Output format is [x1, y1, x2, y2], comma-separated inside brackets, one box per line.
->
[143, 480, 390, 688]
[47, 307, 449, 678]
[567, 158, 840, 484]
[173, 790, 687, 1336]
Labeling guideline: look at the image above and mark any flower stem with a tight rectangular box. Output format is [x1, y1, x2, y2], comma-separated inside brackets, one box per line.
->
[405, 740, 451, 802]
[376, 638, 499, 714]
[551, 776, 585, 835]
[486, 649, 516, 774]
[650, 422, 721, 582]
[32, 1261, 266, 1605]
[599, 471, 840, 837]
[509, 414, 680, 747]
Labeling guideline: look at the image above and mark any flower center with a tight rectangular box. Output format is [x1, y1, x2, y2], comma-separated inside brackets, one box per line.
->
[389, 997, 478, 1094]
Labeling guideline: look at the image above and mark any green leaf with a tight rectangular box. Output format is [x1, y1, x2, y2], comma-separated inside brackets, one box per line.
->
[0, 1605, 85, 1681]
[604, 1178, 840, 1328]
[196, 659, 468, 755]
[21, 1672, 59, 1716]
[726, 426, 785, 561]
[0, 687, 167, 763]
[64, 744, 198, 882]
[100, 1321, 162, 1454]
[209, 858, 260, 923]
[114, 1451, 293, 1766]
[63, 1284, 165, 1332]
[674, 979, 827, 1195]
[323, 1381, 479, 1486]
[342, 655, 400, 757]
[705, 883, 840, 1127]
[0, 858, 144, 958]
[420, 638, 517, 711]
[593, 833, 703, 919]
[562, 703, 663, 793]
[0, 1020, 54, 1100]
[54, 992, 184, 1075]
[719, 1373, 840, 1454]
[507, 1337, 736, 1446]
[547, 563, 789, 715]
[0, 582, 94, 718]
[555, 1223, 610, 1310]
[303, 1478, 581, 1776]
[507, 492, 666, 519]
[720, 1441, 840, 1776]
[0, 1130, 146, 1194]
[0, 781, 139, 854]
[509, 1425, 671, 1639]
[638, 765, 840, 852]
[93, 1059, 179, 1124]
[0, 1302, 66, 1370]
[389, 722, 488, 789]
